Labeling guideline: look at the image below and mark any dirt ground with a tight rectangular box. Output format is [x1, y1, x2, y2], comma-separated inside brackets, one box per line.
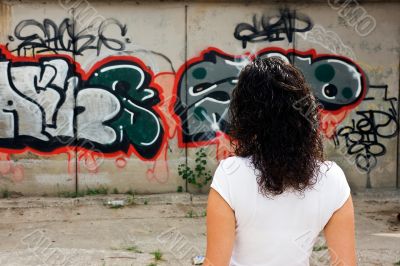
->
[0, 191, 398, 266]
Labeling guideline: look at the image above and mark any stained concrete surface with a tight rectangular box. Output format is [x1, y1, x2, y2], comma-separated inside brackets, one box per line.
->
[0, 191, 398, 266]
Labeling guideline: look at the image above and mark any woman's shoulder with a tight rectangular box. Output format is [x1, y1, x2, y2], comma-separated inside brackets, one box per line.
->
[218, 155, 253, 176]
[211, 156, 258, 211]
[317, 160, 345, 177]
[316, 160, 349, 191]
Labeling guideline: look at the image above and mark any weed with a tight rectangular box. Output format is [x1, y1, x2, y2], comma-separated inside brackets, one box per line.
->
[177, 186, 183, 193]
[59, 186, 110, 198]
[58, 191, 84, 198]
[144, 199, 148, 205]
[1, 189, 10, 198]
[394, 260, 400, 265]
[85, 186, 108, 195]
[112, 188, 119, 194]
[313, 245, 328, 251]
[151, 249, 163, 261]
[125, 245, 142, 253]
[125, 195, 135, 206]
[178, 148, 212, 190]
[126, 189, 134, 196]
[186, 210, 196, 218]
[109, 204, 124, 209]
[147, 263, 157, 266]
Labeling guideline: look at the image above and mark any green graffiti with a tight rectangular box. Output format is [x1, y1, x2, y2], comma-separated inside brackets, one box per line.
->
[315, 64, 335, 82]
[194, 106, 207, 121]
[192, 67, 207, 80]
[342, 87, 353, 99]
[87, 61, 163, 159]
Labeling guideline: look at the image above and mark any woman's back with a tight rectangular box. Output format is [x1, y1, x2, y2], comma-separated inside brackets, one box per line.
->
[205, 57, 355, 266]
[211, 156, 350, 266]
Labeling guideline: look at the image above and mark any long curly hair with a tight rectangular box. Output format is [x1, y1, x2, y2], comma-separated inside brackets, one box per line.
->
[229, 57, 324, 196]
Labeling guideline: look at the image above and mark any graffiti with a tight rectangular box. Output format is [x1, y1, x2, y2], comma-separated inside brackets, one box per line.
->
[0, 152, 24, 182]
[7, 18, 130, 56]
[234, 8, 313, 49]
[333, 85, 398, 180]
[328, 0, 376, 37]
[297, 24, 357, 61]
[174, 48, 240, 146]
[146, 73, 178, 183]
[0, 40, 376, 184]
[259, 49, 366, 112]
[174, 47, 367, 146]
[0, 46, 165, 160]
[86, 59, 165, 159]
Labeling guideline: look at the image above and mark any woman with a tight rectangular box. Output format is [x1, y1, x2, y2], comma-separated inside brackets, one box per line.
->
[205, 57, 356, 266]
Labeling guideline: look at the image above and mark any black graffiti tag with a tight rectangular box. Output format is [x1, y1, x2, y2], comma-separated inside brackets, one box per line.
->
[8, 18, 129, 56]
[234, 8, 313, 49]
[334, 85, 399, 174]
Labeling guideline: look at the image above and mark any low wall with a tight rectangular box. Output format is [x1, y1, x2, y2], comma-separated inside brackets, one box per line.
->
[0, 0, 398, 195]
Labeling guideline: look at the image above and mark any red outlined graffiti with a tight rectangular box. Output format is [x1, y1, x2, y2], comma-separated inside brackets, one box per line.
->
[0, 45, 168, 163]
[0, 152, 24, 182]
[146, 72, 177, 183]
[0, 44, 370, 183]
[173, 46, 368, 151]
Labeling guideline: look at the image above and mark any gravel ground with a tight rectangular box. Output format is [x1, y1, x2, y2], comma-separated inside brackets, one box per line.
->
[0, 191, 397, 266]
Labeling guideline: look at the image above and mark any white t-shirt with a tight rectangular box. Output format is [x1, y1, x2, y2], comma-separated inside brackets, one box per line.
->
[210, 156, 351, 266]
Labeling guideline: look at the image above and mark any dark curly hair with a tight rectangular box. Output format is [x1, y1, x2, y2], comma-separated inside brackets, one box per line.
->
[229, 57, 324, 196]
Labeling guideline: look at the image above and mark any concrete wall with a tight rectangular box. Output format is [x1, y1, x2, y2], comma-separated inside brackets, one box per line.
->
[0, 0, 398, 195]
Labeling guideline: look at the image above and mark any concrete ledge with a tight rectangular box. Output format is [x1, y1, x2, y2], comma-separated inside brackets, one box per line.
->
[0, 189, 397, 209]
[352, 189, 400, 201]
[0, 193, 193, 209]
[191, 194, 208, 205]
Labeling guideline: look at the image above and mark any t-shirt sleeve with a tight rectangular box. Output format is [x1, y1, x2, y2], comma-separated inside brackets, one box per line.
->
[333, 163, 351, 212]
[326, 162, 351, 213]
[210, 159, 234, 210]
[320, 162, 351, 228]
